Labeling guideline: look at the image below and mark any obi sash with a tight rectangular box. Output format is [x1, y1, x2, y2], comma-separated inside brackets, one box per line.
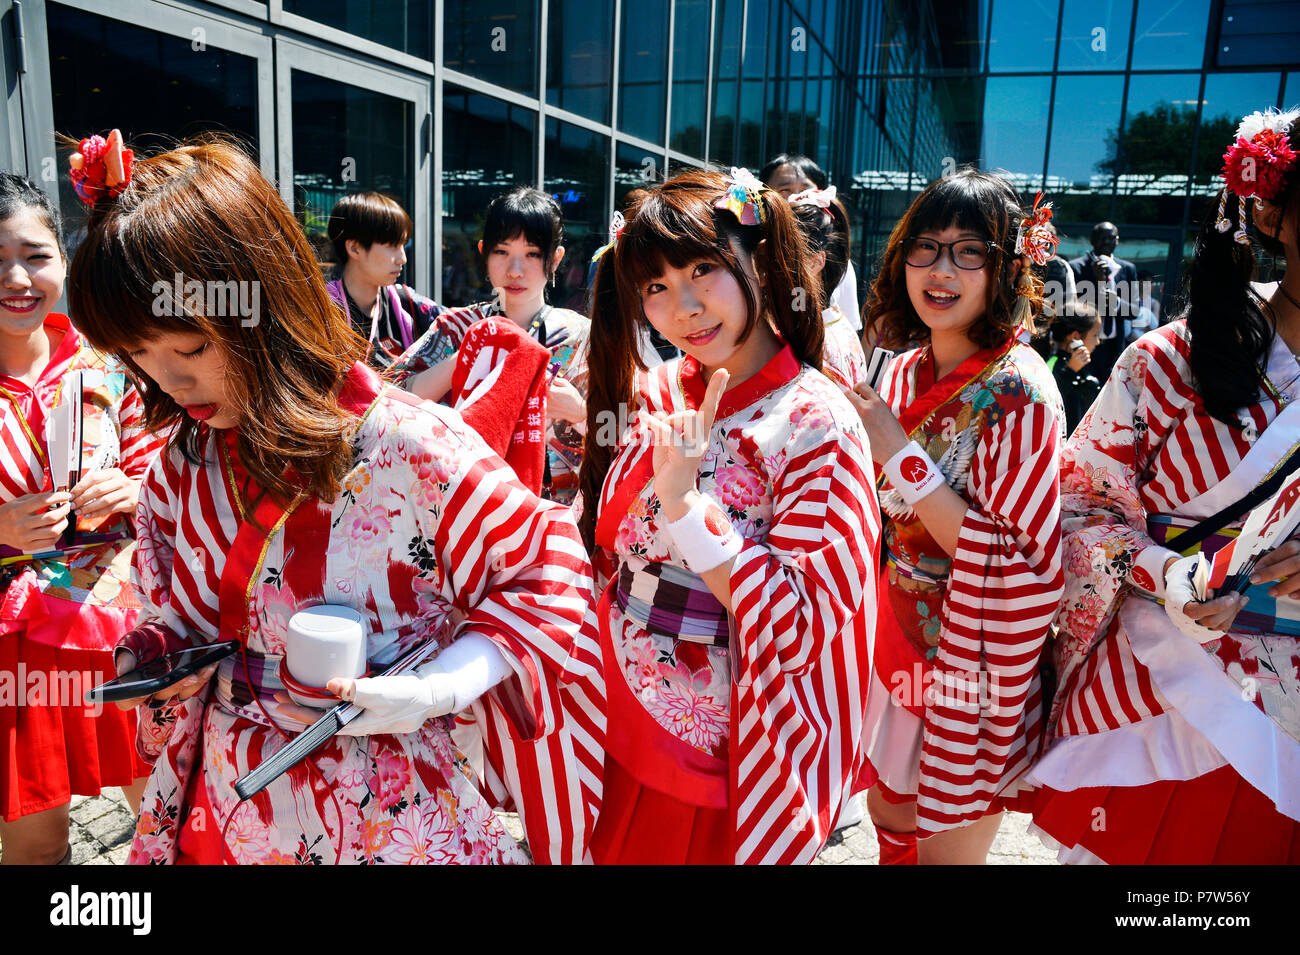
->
[1149, 514, 1300, 637]
[615, 561, 729, 647]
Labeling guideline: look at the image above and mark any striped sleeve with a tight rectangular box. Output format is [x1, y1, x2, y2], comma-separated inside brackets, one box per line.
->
[730, 410, 876, 676]
[1054, 337, 1185, 680]
[423, 412, 604, 864]
[916, 399, 1064, 835]
[117, 378, 166, 481]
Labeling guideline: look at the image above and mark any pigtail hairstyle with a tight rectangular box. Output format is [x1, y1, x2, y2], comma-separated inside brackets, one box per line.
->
[864, 168, 1044, 351]
[68, 135, 367, 506]
[577, 169, 824, 555]
[1180, 118, 1300, 424]
[578, 247, 638, 553]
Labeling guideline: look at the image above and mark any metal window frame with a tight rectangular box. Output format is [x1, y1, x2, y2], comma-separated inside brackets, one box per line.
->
[274, 33, 432, 289]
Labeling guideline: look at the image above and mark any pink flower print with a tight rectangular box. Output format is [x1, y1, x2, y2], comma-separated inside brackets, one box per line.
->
[712, 462, 765, 512]
[223, 805, 272, 864]
[649, 662, 729, 750]
[347, 502, 393, 548]
[369, 745, 412, 812]
[789, 402, 835, 433]
[250, 584, 297, 654]
[624, 637, 662, 691]
[129, 833, 171, 865]
[387, 800, 457, 864]
[1062, 591, 1107, 639]
[410, 446, 455, 486]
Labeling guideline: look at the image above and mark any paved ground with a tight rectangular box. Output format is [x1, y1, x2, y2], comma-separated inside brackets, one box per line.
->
[31, 788, 1058, 865]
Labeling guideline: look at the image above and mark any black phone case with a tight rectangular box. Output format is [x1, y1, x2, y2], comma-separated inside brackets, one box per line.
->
[84, 641, 240, 704]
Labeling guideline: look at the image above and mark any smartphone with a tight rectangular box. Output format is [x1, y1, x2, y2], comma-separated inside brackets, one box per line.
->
[84, 641, 240, 705]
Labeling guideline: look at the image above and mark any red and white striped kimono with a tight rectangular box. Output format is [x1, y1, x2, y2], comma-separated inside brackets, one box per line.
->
[1027, 320, 1300, 863]
[590, 345, 880, 864]
[0, 313, 163, 820]
[123, 363, 605, 864]
[861, 338, 1064, 836]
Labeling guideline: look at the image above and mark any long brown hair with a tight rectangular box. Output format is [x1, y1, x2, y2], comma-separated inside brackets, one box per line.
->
[864, 168, 1043, 350]
[68, 136, 367, 504]
[577, 168, 823, 553]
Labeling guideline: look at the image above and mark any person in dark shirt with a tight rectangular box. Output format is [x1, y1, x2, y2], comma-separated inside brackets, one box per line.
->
[325, 192, 441, 371]
[1046, 302, 1103, 435]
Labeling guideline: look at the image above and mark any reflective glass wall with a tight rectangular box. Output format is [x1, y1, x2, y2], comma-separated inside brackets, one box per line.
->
[10, 0, 1297, 312]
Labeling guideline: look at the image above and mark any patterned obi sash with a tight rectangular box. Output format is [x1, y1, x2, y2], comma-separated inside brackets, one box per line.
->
[212, 649, 295, 727]
[1149, 514, 1300, 637]
[615, 561, 729, 646]
[884, 547, 949, 592]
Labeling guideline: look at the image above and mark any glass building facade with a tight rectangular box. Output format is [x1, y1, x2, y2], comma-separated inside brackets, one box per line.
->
[2, 0, 1296, 314]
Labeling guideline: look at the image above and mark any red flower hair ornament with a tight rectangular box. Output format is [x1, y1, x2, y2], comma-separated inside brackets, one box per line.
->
[68, 128, 134, 207]
[1217, 108, 1299, 245]
[1014, 191, 1060, 267]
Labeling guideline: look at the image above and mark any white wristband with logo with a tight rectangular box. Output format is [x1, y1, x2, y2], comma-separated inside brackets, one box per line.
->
[666, 493, 744, 574]
[882, 441, 944, 506]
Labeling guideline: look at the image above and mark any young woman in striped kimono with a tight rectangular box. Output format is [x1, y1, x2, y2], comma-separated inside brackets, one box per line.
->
[578, 169, 881, 864]
[1026, 108, 1300, 863]
[844, 170, 1066, 864]
[66, 136, 606, 865]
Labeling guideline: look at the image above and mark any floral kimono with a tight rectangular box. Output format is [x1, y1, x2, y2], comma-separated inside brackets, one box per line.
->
[1027, 319, 1300, 864]
[0, 313, 163, 819]
[388, 303, 589, 505]
[862, 337, 1065, 836]
[820, 303, 869, 389]
[122, 363, 605, 864]
[591, 345, 881, 864]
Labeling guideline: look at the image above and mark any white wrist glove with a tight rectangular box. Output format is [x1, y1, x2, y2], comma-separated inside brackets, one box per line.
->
[337, 633, 514, 737]
[1162, 555, 1223, 644]
[337, 661, 456, 737]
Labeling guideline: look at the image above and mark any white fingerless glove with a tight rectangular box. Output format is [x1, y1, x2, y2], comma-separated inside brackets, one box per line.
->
[338, 632, 513, 736]
[1162, 554, 1223, 644]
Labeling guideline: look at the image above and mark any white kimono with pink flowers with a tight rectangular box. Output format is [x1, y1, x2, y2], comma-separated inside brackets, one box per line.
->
[122, 364, 605, 864]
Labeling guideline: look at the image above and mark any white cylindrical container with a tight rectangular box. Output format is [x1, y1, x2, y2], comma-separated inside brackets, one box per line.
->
[283, 605, 368, 708]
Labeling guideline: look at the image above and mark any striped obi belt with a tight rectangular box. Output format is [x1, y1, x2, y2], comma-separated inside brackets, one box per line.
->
[615, 561, 729, 646]
[1149, 514, 1300, 637]
[211, 650, 293, 726]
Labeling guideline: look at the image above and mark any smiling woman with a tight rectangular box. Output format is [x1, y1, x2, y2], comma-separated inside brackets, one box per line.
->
[0, 172, 159, 865]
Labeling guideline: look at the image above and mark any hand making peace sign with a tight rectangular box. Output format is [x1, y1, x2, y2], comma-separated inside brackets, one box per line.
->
[639, 368, 730, 504]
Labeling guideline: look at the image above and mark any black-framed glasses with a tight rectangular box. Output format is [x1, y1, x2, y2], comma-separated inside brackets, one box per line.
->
[903, 237, 999, 270]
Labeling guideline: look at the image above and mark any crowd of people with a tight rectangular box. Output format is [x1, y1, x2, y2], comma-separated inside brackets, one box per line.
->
[0, 104, 1296, 865]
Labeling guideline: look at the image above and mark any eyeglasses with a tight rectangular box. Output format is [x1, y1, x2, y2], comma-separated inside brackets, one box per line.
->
[902, 237, 999, 271]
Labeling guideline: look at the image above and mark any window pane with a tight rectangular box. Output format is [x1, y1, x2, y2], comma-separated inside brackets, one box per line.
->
[544, 120, 608, 312]
[616, 141, 660, 210]
[916, 75, 985, 180]
[670, 0, 710, 155]
[1132, 0, 1210, 70]
[983, 75, 1051, 189]
[988, 0, 1058, 72]
[1112, 74, 1201, 225]
[444, 0, 538, 96]
[291, 72, 414, 277]
[710, 0, 744, 164]
[546, 0, 613, 123]
[1191, 72, 1282, 225]
[1057, 0, 1132, 72]
[1286, 72, 1300, 107]
[926, 1, 990, 73]
[1047, 74, 1125, 224]
[619, 0, 669, 143]
[442, 88, 537, 307]
[47, 4, 259, 242]
[284, 1, 431, 60]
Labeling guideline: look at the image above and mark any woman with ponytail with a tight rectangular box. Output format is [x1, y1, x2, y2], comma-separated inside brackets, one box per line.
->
[1026, 108, 1300, 864]
[844, 169, 1066, 864]
[578, 169, 880, 864]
